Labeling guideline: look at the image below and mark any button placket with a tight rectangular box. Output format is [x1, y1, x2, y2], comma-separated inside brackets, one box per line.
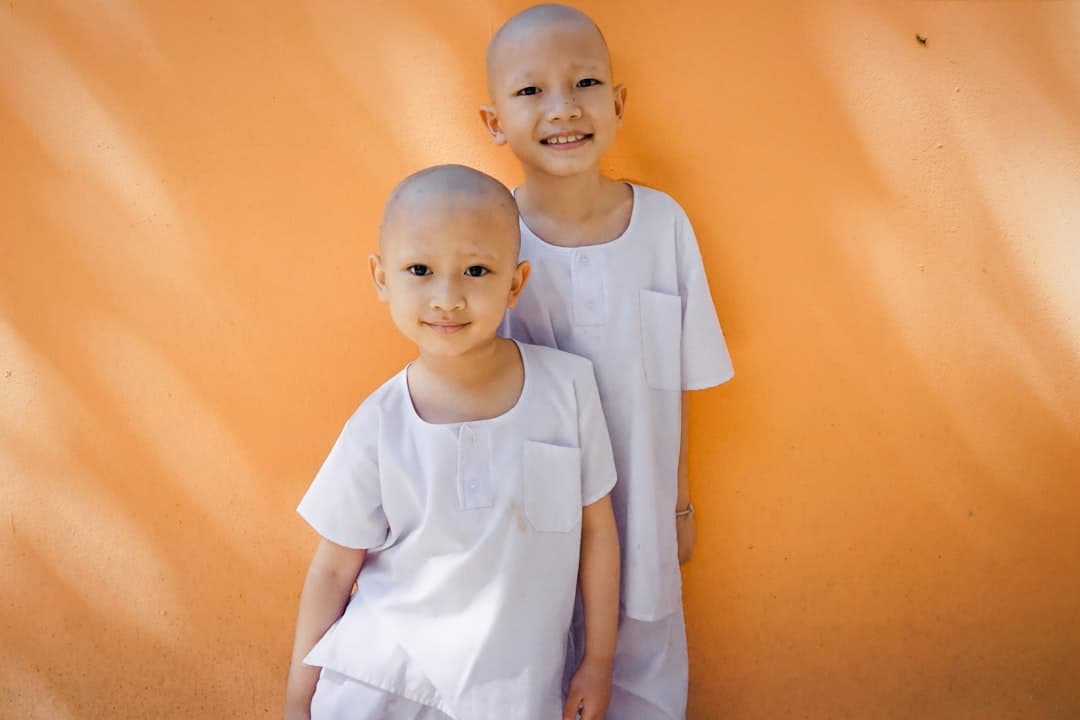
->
[458, 425, 493, 509]
[571, 250, 606, 325]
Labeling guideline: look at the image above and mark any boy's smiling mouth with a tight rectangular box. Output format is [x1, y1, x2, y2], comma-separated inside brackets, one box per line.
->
[423, 320, 470, 334]
[541, 133, 591, 146]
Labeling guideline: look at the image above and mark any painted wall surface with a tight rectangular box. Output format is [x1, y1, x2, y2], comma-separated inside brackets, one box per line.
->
[2, 2, 1079, 718]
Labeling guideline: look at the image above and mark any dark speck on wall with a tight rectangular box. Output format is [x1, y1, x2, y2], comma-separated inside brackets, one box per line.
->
[916, 34, 928, 46]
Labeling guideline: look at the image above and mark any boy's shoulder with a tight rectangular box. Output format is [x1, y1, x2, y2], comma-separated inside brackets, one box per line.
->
[340, 366, 410, 434]
[619, 183, 697, 241]
[626, 182, 688, 219]
[518, 341, 595, 380]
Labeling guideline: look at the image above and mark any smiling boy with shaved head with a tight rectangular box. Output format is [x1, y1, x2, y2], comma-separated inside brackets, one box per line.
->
[284, 165, 620, 720]
[482, 5, 736, 719]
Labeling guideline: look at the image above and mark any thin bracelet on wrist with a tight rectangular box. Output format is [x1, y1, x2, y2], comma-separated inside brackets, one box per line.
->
[675, 502, 694, 519]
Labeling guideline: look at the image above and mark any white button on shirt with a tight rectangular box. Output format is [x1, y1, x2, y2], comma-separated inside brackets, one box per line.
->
[571, 249, 606, 326]
[502, 184, 735, 621]
[297, 342, 616, 719]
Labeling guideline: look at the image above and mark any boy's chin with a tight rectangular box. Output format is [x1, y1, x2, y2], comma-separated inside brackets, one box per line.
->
[414, 336, 500, 360]
[528, 158, 603, 178]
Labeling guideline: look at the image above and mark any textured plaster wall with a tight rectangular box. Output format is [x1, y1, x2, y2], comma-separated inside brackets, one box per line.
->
[2, 2, 1079, 718]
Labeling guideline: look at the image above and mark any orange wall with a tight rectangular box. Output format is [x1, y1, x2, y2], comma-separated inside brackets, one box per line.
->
[2, 2, 1079, 718]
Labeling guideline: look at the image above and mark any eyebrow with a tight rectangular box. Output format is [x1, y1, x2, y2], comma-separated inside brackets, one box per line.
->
[394, 250, 501, 264]
[461, 252, 499, 263]
[503, 63, 607, 86]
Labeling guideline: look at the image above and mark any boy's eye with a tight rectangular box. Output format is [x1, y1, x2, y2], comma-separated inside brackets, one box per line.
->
[515, 86, 540, 97]
[577, 78, 602, 88]
[464, 266, 489, 277]
[407, 264, 431, 276]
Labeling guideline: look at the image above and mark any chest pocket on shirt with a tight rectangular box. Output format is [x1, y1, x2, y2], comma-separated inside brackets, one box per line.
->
[522, 441, 582, 533]
[639, 289, 683, 391]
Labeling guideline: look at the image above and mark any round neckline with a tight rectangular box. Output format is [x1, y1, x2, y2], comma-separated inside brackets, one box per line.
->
[402, 339, 530, 428]
[516, 182, 638, 252]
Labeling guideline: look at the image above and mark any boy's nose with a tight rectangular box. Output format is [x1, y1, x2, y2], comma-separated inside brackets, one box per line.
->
[430, 278, 466, 311]
[545, 91, 583, 122]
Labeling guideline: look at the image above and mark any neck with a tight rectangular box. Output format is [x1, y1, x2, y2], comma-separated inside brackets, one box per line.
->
[519, 167, 608, 223]
[414, 338, 506, 387]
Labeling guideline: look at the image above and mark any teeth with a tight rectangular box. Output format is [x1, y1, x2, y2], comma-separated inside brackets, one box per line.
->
[548, 134, 585, 144]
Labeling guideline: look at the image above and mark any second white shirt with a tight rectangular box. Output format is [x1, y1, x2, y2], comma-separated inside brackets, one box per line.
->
[502, 184, 734, 621]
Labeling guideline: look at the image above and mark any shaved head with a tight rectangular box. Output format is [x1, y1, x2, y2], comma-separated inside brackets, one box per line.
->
[486, 4, 611, 93]
[379, 164, 519, 252]
[370, 165, 529, 354]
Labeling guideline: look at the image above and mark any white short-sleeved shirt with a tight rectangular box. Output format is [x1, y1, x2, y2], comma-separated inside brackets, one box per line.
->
[501, 184, 734, 621]
[297, 341, 616, 720]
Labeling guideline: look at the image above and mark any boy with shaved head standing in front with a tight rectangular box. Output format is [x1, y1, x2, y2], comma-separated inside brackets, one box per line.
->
[284, 165, 620, 720]
[482, 5, 735, 718]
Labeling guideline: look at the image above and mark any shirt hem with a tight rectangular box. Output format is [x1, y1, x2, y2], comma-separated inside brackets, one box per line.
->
[582, 479, 617, 508]
[296, 505, 387, 550]
[621, 602, 681, 623]
[682, 368, 735, 392]
[304, 661, 456, 719]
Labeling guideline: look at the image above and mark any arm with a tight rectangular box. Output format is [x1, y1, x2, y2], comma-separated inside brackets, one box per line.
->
[284, 539, 367, 720]
[676, 392, 696, 565]
[563, 495, 620, 720]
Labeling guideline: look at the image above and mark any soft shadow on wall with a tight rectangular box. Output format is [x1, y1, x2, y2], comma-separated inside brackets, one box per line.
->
[626, 3, 1080, 718]
[2, 1, 1079, 719]
[1, 2, 503, 717]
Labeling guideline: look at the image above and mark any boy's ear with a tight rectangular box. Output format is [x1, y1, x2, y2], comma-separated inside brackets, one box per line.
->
[613, 84, 628, 126]
[479, 104, 507, 145]
[506, 260, 531, 307]
[369, 253, 388, 300]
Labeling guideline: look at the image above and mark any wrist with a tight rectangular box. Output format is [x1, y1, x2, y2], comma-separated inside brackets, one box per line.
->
[581, 650, 615, 671]
[675, 501, 694, 519]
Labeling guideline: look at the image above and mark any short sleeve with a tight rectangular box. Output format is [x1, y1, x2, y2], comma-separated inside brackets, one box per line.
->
[574, 360, 617, 506]
[675, 208, 735, 390]
[297, 406, 390, 549]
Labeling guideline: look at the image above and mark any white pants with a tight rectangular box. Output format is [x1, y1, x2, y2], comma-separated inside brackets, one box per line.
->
[311, 669, 454, 720]
[567, 608, 689, 720]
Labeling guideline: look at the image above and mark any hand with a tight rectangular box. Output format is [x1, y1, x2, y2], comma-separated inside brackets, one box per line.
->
[563, 656, 613, 720]
[676, 511, 696, 565]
